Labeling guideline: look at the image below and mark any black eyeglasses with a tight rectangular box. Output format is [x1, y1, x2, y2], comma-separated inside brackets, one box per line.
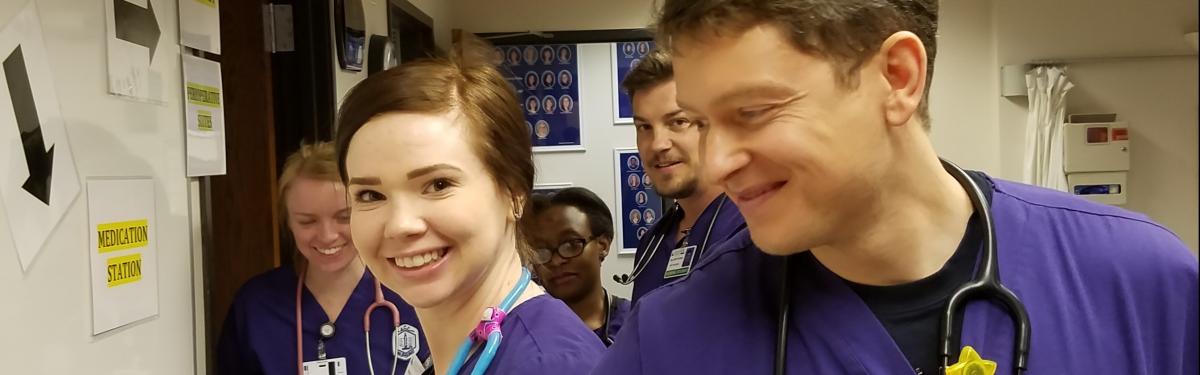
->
[531, 236, 599, 265]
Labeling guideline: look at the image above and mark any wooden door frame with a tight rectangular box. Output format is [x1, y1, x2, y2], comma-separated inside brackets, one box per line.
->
[200, 0, 335, 373]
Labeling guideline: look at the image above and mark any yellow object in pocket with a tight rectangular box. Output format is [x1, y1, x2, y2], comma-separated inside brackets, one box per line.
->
[945, 346, 997, 375]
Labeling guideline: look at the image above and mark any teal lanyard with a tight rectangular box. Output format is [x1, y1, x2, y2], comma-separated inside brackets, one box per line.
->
[444, 268, 532, 375]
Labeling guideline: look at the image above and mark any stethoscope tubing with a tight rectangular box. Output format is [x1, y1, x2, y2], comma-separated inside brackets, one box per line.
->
[445, 268, 533, 375]
[295, 265, 402, 375]
[615, 196, 727, 285]
[773, 159, 1031, 375]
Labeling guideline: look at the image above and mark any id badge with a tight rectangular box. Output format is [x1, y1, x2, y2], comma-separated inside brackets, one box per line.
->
[663, 245, 697, 278]
[302, 357, 347, 375]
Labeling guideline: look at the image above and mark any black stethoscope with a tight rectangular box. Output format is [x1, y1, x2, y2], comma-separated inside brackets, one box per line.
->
[598, 289, 616, 346]
[613, 196, 728, 285]
[773, 159, 1031, 375]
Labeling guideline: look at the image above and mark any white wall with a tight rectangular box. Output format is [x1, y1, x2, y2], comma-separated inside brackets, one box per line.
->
[927, 0, 1001, 173]
[0, 0, 198, 373]
[994, 0, 1199, 252]
[451, 0, 655, 33]
[333, 0, 453, 106]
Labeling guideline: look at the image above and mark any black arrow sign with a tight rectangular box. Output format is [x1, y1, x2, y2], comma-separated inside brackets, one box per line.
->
[4, 46, 53, 205]
[114, 0, 160, 62]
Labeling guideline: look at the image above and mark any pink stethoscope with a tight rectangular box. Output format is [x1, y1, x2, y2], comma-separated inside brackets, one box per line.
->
[295, 265, 403, 375]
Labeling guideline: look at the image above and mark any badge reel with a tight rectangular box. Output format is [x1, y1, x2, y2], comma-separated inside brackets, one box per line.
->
[303, 322, 347, 375]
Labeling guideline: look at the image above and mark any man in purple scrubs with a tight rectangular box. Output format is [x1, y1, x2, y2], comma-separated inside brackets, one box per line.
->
[620, 49, 747, 303]
[593, 1, 1198, 374]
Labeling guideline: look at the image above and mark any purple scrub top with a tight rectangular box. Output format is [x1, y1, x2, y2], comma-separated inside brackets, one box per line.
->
[450, 294, 606, 374]
[217, 265, 430, 375]
[631, 194, 747, 303]
[597, 293, 632, 346]
[591, 176, 1198, 374]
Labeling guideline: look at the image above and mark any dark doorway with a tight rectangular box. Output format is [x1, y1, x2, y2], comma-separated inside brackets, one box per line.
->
[202, 0, 334, 373]
[272, 0, 336, 196]
[388, 0, 436, 63]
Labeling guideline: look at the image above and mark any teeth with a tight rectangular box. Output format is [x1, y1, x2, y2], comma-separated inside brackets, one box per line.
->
[393, 248, 445, 269]
[316, 246, 342, 255]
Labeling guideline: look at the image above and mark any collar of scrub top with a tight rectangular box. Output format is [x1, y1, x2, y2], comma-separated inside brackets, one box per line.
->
[294, 265, 404, 375]
[443, 268, 533, 375]
[615, 195, 729, 285]
[770, 159, 1031, 375]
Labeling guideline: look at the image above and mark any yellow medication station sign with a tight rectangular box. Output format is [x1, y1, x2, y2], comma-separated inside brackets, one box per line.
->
[87, 178, 159, 335]
[106, 252, 143, 287]
[97, 219, 150, 254]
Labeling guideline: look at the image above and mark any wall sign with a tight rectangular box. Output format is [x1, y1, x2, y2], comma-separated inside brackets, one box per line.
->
[611, 41, 653, 125]
[87, 177, 159, 335]
[0, 2, 82, 271]
[496, 44, 583, 152]
[613, 148, 664, 254]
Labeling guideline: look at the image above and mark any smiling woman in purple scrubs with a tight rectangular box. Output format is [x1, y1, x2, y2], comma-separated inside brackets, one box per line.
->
[217, 142, 429, 375]
[334, 39, 605, 375]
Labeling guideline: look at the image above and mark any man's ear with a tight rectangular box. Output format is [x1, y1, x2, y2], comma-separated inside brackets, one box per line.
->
[878, 31, 928, 128]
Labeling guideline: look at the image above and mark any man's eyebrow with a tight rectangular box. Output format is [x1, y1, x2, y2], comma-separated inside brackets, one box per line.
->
[709, 83, 800, 105]
[659, 109, 686, 122]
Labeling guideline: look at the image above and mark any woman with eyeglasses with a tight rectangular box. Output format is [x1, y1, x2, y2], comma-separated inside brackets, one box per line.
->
[525, 187, 632, 346]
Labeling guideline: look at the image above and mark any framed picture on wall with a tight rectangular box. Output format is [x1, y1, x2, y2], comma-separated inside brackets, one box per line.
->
[611, 41, 654, 125]
[613, 148, 665, 254]
[495, 43, 584, 153]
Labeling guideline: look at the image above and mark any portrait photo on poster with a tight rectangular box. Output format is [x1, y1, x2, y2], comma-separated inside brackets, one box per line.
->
[613, 148, 665, 254]
[611, 40, 655, 125]
[497, 43, 583, 152]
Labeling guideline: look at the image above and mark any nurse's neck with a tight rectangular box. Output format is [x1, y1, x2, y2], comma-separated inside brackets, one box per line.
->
[303, 257, 366, 322]
[811, 129, 975, 286]
[675, 185, 722, 241]
[417, 244, 543, 374]
[564, 283, 607, 331]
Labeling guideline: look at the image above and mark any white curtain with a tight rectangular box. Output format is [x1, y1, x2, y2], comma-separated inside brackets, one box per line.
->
[1022, 66, 1074, 191]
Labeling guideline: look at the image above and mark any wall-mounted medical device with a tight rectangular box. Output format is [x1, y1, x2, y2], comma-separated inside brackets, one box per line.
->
[1063, 113, 1129, 205]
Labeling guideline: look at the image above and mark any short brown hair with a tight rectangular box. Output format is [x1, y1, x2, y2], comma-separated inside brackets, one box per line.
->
[334, 39, 536, 260]
[656, 0, 938, 127]
[621, 48, 674, 99]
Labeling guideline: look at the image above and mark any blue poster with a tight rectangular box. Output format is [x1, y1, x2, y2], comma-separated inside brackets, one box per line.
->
[611, 41, 654, 124]
[614, 148, 664, 253]
[496, 44, 582, 151]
